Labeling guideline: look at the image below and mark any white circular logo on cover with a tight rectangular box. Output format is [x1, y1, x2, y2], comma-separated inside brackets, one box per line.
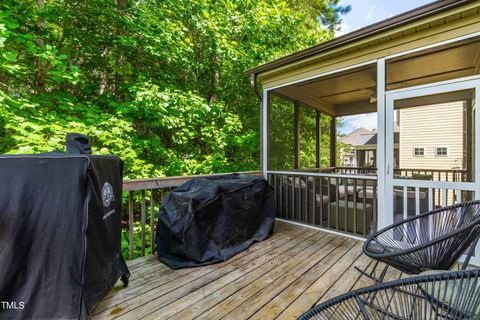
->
[102, 182, 114, 207]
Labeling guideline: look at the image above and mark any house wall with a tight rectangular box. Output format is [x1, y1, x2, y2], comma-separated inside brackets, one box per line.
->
[399, 101, 464, 171]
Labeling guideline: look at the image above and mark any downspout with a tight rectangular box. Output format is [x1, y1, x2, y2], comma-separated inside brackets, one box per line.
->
[250, 73, 262, 102]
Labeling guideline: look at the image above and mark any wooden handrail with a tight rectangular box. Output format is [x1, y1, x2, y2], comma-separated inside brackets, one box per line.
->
[303, 166, 467, 173]
[122, 171, 262, 191]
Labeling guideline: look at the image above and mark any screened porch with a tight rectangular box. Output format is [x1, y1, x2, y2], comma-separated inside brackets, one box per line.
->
[259, 35, 480, 250]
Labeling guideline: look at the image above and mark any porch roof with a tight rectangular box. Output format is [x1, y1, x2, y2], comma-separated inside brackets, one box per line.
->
[248, 0, 480, 95]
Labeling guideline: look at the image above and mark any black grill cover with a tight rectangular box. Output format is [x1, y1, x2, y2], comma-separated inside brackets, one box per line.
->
[156, 174, 275, 269]
[0, 155, 129, 319]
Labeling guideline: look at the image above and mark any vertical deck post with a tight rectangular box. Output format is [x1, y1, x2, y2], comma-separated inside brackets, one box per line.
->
[260, 96, 264, 172]
[377, 57, 390, 229]
[262, 90, 269, 179]
[294, 103, 300, 169]
[316, 111, 321, 169]
[329, 116, 336, 168]
[474, 82, 480, 263]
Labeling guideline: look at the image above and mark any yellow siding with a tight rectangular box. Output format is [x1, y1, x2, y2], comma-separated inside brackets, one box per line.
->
[260, 3, 480, 89]
[399, 102, 464, 170]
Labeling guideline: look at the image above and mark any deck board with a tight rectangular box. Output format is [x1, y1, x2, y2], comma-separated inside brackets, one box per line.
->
[92, 222, 407, 320]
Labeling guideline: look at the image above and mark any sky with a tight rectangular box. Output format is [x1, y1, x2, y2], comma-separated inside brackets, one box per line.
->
[335, 0, 435, 134]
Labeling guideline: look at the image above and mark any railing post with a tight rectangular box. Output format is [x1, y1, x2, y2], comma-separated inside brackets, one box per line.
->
[140, 190, 146, 256]
[150, 189, 155, 255]
[128, 191, 134, 260]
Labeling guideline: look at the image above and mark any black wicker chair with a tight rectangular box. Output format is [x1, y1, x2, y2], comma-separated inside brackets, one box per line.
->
[357, 200, 480, 282]
[299, 269, 480, 320]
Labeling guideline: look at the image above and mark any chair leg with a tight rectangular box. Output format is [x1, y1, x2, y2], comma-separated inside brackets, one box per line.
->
[376, 264, 388, 283]
[461, 234, 480, 270]
[355, 261, 388, 283]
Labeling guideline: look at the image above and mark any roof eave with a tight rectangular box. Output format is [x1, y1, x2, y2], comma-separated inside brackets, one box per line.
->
[246, 0, 475, 76]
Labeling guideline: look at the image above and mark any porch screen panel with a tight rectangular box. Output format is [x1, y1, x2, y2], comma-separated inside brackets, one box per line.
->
[392, 89, 475, 217]
[299, 106, 317, 169]
[269, 94, 294, 170]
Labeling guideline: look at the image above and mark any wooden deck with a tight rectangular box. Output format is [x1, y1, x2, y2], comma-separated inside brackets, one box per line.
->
[92, 221, 402, 320]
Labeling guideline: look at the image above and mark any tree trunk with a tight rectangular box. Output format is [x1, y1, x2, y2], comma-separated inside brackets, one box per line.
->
[34, 0, 46, 94]
[208, 55, 219, 104]
[115, 0, 127, 101]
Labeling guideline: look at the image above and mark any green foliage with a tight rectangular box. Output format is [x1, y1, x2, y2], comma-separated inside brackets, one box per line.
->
[269, 94, 339, 170]
[122, 221, 153, 259]
[0, 0, 348, 178]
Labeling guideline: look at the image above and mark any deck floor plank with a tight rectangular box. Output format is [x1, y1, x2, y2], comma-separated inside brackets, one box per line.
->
[94, 222, 304, 315]
[125, 229, 324, 320]
[221, 237, 357, 320]
[94, 225, 314, 318]
[145, 232, 341, 320]
[195, 235, 352, 319]
[275, 240, 366, 320]
[92, 221, 413, 320]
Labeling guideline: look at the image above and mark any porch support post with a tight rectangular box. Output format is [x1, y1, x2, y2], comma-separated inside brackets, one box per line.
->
[262, 90, 269, 179]
[316, 111, 322, 168]
[294, 103, 300, 169]
[474, 82, 480, 261]
[329, 116, 336, 168]
[377, 57, 390, 229]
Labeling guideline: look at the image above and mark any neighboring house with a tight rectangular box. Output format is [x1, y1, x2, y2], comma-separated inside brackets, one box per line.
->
[340, 127, 399, 168]
[339, 128, 374, 167]
[399, 101, 471, 205]
[399, 101, 467, 174]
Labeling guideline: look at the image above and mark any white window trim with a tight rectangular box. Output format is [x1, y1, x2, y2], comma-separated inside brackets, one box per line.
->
[413, 146, 425, 157]
[435, 146, 449, 157]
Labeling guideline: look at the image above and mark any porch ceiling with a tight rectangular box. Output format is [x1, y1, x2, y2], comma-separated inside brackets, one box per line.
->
[274, 64, 377, 117]
[386, 39, 480, 90]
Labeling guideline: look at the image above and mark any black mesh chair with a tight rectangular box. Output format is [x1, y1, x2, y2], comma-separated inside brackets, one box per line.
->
[299, 269, 480, 320]
[358, 200, 480, 282]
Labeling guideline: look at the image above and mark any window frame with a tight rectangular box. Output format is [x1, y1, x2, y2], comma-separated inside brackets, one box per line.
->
[413, 146, 425, 157]
[435, 146, 449, 156]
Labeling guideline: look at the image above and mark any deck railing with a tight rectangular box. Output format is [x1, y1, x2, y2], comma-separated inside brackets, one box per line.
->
[315, 166, 468, 182]
[121, 171, 261, 260]
[121, 167, 469, 259]
[316, 167, 468, 207]
[267, 171, 378, 237]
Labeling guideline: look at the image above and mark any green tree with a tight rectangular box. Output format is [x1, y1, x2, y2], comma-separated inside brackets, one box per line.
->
[0, 0, 350, 178]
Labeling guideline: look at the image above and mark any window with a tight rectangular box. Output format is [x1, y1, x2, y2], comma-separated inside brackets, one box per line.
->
[413, 147, 424, 156]
[435, 147, 448, 156]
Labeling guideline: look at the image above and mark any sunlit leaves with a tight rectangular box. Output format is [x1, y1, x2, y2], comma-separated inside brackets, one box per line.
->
[0, 0, 347, 179]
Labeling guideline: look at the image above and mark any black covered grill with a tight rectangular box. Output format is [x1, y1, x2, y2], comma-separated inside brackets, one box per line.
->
[0, 153, 129, 319]
[156, 174, 275, 269]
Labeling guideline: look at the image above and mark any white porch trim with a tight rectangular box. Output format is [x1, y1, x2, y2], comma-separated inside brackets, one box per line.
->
[276, 218, 366, 242]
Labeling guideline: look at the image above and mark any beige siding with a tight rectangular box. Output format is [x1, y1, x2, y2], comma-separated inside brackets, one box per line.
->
[399, 102, 466, 206]
[399, 102, 464, 171]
